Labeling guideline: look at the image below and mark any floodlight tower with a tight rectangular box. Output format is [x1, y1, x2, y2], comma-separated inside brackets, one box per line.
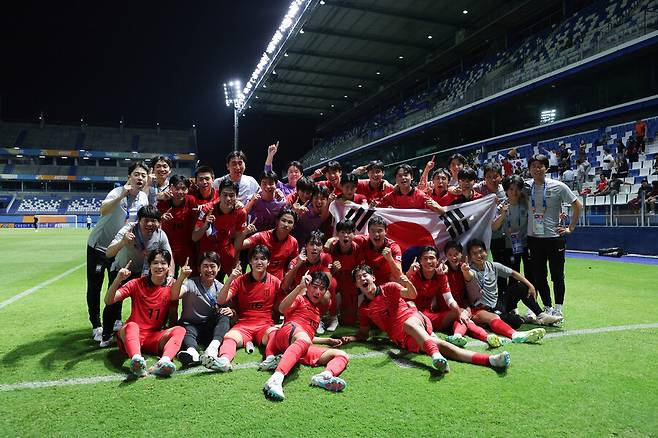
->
[223, 80, 244, 151]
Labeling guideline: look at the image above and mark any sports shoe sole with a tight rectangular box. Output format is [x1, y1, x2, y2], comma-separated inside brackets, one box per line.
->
[311, 376, 346, 392]
[445, 335, 467, 347]
[258, 355, 281, 371]
[149, 361, 176, 377]
[263, 384, 285, 401]
[129, 357, 147, 378]
[432, 356, 450, 373]
[177, 351, 198, 367]
[491, 351, 511, 369]
[201, 354, 231, 372]
[487, 334, 502, 348]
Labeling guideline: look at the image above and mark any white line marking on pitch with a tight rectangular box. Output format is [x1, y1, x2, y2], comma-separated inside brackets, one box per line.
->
[0, 262, 85, 310]
[1, 322, 657, 392]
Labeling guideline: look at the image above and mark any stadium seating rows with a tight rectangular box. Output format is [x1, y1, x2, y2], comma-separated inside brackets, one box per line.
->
[7, 195, 102, 214]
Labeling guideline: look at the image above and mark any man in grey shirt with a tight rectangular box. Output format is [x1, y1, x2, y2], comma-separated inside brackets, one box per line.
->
[86, 162, 149, 341]
[170, 252, 235, 368]
[99, 205, 173, 346]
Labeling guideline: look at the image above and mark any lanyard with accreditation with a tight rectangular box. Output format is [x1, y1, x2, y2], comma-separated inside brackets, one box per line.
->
[530, 182, 547, 235]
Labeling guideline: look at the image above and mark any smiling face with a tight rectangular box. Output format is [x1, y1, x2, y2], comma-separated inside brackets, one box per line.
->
[506, 183, 522, 204]
[287, 165, 302, 187]
[468, 245, 487, 268]
[484, 170, 502, 191]
[445, 247, 463, 270]
[260, 178, 276, 200]
[195, 172, 213, 194]
[394, 168, 412, 191]
[149, 254, 169, 282]
[153, 160, 171, 183]
[249, 253, 269, 276]
[129, 167, 148, 192]
[419, 250, 438, 273]
[227, 158, 245, 179]
[171, 181, 188, 203]
[139, 216, 160, 237]
[449, 160, 464, 178]
[199, 259, 219, 283]
[325, 168, 341, 186]
[529, 160, 547, 183]
[298, 189, 313, 204]
[368, 167, 384, 185]
[458, 177, 475, 193]
[219, 188, 237, 210]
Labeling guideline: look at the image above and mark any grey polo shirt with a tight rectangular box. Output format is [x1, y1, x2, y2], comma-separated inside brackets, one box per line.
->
[109, 222, 172, 275]
[525, 178, 577, 238]
[466, 261, 513, 309]
[180, 277, 224, 324]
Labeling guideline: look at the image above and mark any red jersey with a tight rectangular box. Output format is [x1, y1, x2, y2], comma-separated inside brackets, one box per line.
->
[288, 253, 333, 287]
[446, 268, 468, 308]
[429, 189, 447, 204]
[248, 230, 298, 280]
[379, 187, 430, 209]
[195, 203, 247, 255]
[356, 179, 393, 204]
[157, 195, 197, 263]
[284, 294, 322, 337]
[438, 190, 482, 206]
[118, 277, 171, 332]
[338, 193, 368, 205]
[229, 272, 281, 325]
[189, 186, 219, 207]
[354, 235, 402, 284]
[408, 269, 451, 312]
[327, 240, 364, 291]
[358, 282, 416, 343]
[317, 180, 342, 196]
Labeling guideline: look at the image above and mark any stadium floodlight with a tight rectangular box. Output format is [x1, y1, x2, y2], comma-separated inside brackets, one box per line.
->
[540, 109, 557, 125]
[223, 80, 245, 151]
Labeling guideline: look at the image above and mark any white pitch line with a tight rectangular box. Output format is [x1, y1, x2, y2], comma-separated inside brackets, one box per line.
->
[0, 262, 85, 310]
[1, 323, 657, 392]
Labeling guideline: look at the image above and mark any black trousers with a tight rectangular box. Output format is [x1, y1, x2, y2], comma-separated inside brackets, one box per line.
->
[86, 245, 114, 328]
[503, 247, 533, 286]
[180, 314, 232, 350]
[101, 270, 140, 340]
[527, 236, 566, 308]
[490, 237, 508, 311]
[503, 281, 544, 317]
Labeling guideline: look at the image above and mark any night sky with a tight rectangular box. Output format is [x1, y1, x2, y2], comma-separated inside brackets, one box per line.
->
[0, 0, 317, 175]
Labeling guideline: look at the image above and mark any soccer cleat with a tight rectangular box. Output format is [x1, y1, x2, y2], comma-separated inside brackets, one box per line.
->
[149, 359, 176, 377]
[487, 333, 502, 348]
[326, 317, 339, 332]
[201, 354, 232, 372]
[522, 311, 538, 324]
[129, 355, 147, 378]
[512, 328, 546, 344]
[310, 374, 347, 392]
[552, 309, 564, 326]
[263, 376, 285, 401]
[99, 336, 114, 348]
[445, 334, 467, 347]
[177, 348, 200, 367]
[92, 327, 103, 342]
[316, 320, 326, 335]
[489, 351, 511, 370]
[536, 312, 563, 326]
[543, 307, 555, 316]
[112, 320, 123, 332]
[258, 355, 281, 371]
[431, 353, 450, 373]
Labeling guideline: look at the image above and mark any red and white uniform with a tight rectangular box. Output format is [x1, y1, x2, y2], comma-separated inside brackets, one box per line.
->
[438, 190, 482, 206]
[379, 187, 430, 209]
[317, 180, 342, 196]
[429, 189, 447, 204]
[157, 195, 197, 267]
[289, 253, 337, 315]
[354, 235, 402, 285]
[248, 230, 298, 280]
[229, 273, 281, 345]
[195, 203, 247, 274]
[327, 240, 364, 325]
[356, 179, 393, 204]
[338, 193, 368, 205]
[408, 270, 455, 328]
[446, 268, 469, 309]
[189, 187, 219, 207]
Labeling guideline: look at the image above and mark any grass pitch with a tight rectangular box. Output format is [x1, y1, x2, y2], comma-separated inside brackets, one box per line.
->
[0, 228, 656, 437]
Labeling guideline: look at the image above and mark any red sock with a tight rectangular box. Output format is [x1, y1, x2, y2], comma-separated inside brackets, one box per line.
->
[123, 322, 141, 357]
[422, 339, 439, 356]
[471, 352, 490, 366]
[276, 338, 310, 376]
[490, 318, 515, 338]
[466, 321, 489, 342]
[452, 320, 467, 336]
[219, 337, 238, 360]
[325, 353, 349, 376]
[264, 331, 278, 357]
[161, 326, 185, 359]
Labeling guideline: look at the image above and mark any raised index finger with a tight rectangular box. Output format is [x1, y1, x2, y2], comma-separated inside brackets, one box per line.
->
[184, 257, 189, 267]
[125, 260, 132, 269]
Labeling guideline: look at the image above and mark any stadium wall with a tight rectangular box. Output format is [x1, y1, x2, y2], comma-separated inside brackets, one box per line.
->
[568, 226, 658, 256]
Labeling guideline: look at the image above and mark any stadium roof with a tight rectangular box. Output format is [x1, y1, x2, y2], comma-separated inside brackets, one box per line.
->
[240, 0, 562, 132]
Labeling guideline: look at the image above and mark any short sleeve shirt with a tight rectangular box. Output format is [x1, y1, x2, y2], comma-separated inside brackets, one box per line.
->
[465, 261, 513, 309]
[525, 178, 577, 238]
[110, 223, 173, 274]
[354, 235, 402, 285]
[214, 174, 260, 205]
[284, 294, 322, 337]
[179, 277, 224, 324]
[229, 273, 281, 324]
[195, 203, 247, 254]
[118, 277, 171, 332]
[358, 282, 416, 343]
[356, 179, 393, 204]
[379, 188, 430, 209]
[247, 230, 299, 280]
[408, 270, 451, 313]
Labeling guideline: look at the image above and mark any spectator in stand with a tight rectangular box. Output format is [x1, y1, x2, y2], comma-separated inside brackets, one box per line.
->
[352, 160, 394, 204]
[635, 119, 647, 154]
[501, 157, 514, 177]
[189, 165, 218, 206]
[447, 153, 467, 187]
[264, 142, 303, 197]
[543, 148, 560, 173]
[615, 139, 625, 157]
[146, 155, 172, 206]
[214, 151, 260, 205]
[244, 171, 287, 232]
[86, 162, 149, 342]
[578, 140, 587, 163]
[575, 159, 590, 194]
[646, 181, 658, 215]
[312, 160, 342, 196]
[612, 157, 629, 179]
[593, 175, 608, 196]
[379, 164, 445, 213]
[653, 156, 658, 175]
[601, 148, 614, 178]
[560, 167, 576, 191]
[628, 179, 652, 212]
[625, 137, 639, 163]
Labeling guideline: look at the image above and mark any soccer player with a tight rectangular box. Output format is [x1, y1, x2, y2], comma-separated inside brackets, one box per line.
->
[379, 164, 445, 213]
[86, 162, 149, 341]
[100, 205, 174, 347]
[464, 238, 560, 341]
[86, 215, 92, 230]
[336, 173, 368, 205]
[286, 176, 315, 207]
[426, 168, 450, 202]
[342, 264, 510, 373]
[170, 252, 235, 368]
[291, 184, 330, 249]
[189, 165, 218, 206]
[352, 160, 393, 204]
[213, 150, 260, 205]
[260, 271, 348, 401]
[314, 160, 343, 196]
[353, 215, 402, 285]
[525, 154, 582, 320]
[146, 155, 172, 206]
[264, 142, 303, 197]
[104, 249, 185, 377]
[192, 178, 247, 279]
[439, 168, 483, 206]
[157, 174, 198, 275]
[245, 171, 286, 232]
[212, 245, 281, 371]
[240, 208, 299, 281]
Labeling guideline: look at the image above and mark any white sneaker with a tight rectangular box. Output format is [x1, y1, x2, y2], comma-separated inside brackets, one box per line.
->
[149, 358, 176, 377]
[431, 353, 450, 373]
[552, 309, 564, 326]
[92, 327, 103, 342]
[536, 312, 563, 326]
[258, 355, 281, 371]
[99, 336, 114, 348]
[489, 351, 511, 370]
[129, 354, 147, 378]
[326, 317, 339, 332]
[522, 310, 538, 324]
[201, 355, 232, 372]
[543, 307, 555, 316]
[316, 320, 326, 335]
[310, 373, 346, 392]
[113, 320, 123, 332]
[177, 348, 200, 367]
[263, 375, 285, 401]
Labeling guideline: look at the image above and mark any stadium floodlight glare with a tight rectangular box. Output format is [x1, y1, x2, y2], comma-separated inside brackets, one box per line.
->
[462, 9, 469, 14]
[540, 109, 557, 124]
[224, 80, 245, 152]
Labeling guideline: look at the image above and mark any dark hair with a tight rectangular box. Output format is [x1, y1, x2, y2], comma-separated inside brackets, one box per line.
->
[260, 170, 279, 183]
[147, 248, 172, 265]
[394, 164, 414, 178]
[457, 168, 477, 181]
[324, 161, 342, 172]
[312, 184, 330, 199]
[226, 150, 247, 164]
[336, 219, 356, 233]
[296, 176, 315, 193]
[351, 263, 373, 281]
[484, 162, 502, 176]
[466, 238, 487, 254]
[444, 240, 463, 253]
[218, 178, 239, 195]
[198, 251, 221, 267]
[419, 246, 439, 258]
[129, 161, 149, 175]
[287, 161, 303, 174]
[340, 173, 359, 186]
[150, 155, 172, 169]
[449, 153, 467, 166]
[528, 154, 550, 168]
[367, 214, 387, 230]
[502, 175, 525, 192]
[137, 205, 161, 221]
[194, 165, 215, 178]
[277, 206, 298, 224]
[366, 160, 385, 172]
[169, 174, 191, 188]
[306, 230, 324, 246]
[432, 168, 450, 180]
[309, 271, 330, 289]
[249, 244, 270, 261]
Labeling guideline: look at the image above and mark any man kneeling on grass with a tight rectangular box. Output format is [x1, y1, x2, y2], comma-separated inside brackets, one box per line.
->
[260, 271, 349, 401]
[341, 264, 510, 374]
